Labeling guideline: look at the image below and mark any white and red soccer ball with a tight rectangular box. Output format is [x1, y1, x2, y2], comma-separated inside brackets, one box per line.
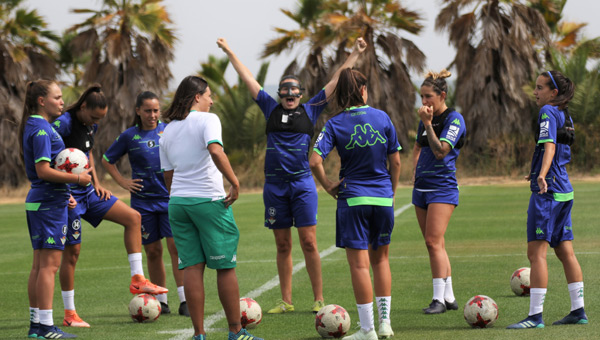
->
[510, 267, 531, 296]
[54, 148, 89, 174]
[463, 295, 499, 328]
[240, 297, 262, 329]
[129, 293, 161, 323]
[315, 304, 351, 338]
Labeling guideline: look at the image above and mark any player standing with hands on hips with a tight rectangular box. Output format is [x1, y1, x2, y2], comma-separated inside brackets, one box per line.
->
[102, 91, 188, 316]
[507, 70, 587, 329]
[412, 70, 465, 314]
[217, 36, 366, 314]
[310, 68, 401, 340]
[20, 80, 92, 339]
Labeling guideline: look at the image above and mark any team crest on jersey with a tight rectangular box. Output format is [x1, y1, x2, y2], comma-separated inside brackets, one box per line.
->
[147, 140, 156, 148]
[71, 219, 81, 231]
[61, 236, 66, 245]
[231, 255, 237, 262]
[446, 125, 460, 143]
[62, 225, 68, 235]
[539, 121, 549, 139]
[268, 207, 277, 225]
[72, 231, 80, 240]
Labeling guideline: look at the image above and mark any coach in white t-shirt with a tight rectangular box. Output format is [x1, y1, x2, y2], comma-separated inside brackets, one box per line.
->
[159, 76, 262, 340]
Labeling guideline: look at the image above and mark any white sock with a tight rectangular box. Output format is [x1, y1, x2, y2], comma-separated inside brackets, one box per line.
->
[30, 307, 39, 323]
[356, 302, 374, 332]
[375, 296, 391, 325]
[444, 277, 456, 302]
[62, 290, 75, 310]
[432, 278, 445, 303]
[39, 309, 53, 326]
[568, 282, 584, 311]
[128, 253, 144, 277]
[156, 293, 168, 304]
[529, 288, 547, 316]
[177, 286, 186, 303]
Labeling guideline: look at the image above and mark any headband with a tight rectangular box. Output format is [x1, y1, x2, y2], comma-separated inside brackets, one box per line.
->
[547, 71, 558, 91]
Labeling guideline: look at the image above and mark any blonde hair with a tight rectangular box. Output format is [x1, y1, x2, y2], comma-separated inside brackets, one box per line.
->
[422, 69, 451, 94]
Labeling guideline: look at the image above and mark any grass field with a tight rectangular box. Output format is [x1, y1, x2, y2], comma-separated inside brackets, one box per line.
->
[1, 181, 598, 340]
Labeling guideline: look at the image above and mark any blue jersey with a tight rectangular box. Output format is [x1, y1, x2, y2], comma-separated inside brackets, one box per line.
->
[255, 89, 327, 182]
[414, 110, 466, 190]
[23, 115, 70, 203]
[53, 111, 97, 196]
[103, 122, 168, 200]
[529, 104, 573, 199]
[313, 105, 401, 203]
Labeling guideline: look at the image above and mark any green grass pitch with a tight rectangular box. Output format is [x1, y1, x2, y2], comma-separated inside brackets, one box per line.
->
[1, 181, 598, 339]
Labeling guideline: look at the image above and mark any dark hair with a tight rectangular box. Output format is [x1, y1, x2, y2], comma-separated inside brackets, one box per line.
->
[163, 76, 209, 122]
[279, 74, 301, 85]
[131, 91, 159, 128]
[421, 69, 451, 95]
[65, 83, 107, 115]
[18, 80, 57, 156]
[330, 68, 367, 113]
[542, 70, 574, 110]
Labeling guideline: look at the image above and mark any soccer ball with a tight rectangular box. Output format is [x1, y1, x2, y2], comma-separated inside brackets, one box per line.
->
[129, 293, 161, 323]
[315, 304, 350, 338]
[510, 267, 531, 296]
[463, 295, 499, 328]
[240, 297, 262, 329]
[55, 148, 89, 174]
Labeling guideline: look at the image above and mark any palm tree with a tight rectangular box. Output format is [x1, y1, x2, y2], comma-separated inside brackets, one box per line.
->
[0, 0, 59, 186]
[66, 0, 176, 175]
[436, 0, 551, 171]
[262, 0, 426, 148]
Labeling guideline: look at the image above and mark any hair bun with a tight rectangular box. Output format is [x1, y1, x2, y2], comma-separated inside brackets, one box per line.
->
[424, 69, 451, 80]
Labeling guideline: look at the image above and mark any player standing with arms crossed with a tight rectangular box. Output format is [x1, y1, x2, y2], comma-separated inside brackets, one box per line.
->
[507, 70, 587, 329]
[53, 85, 167, 328]
[102, 91, 188, 316]
[412, 70, 465, 314]
[310, 68, 401, 340]
[20, 80, 92, 339]
[218, 37, 366, 314]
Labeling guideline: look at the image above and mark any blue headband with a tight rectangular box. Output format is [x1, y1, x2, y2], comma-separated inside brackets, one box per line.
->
[547, 71, 558, 91]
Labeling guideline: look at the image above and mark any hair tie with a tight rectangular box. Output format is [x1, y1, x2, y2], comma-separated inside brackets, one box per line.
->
[547, 71, 559, 90]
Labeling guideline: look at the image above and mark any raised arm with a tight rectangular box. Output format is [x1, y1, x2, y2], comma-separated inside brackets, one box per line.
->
[217, 38, 262, 100]
[324, 37, 367, 98]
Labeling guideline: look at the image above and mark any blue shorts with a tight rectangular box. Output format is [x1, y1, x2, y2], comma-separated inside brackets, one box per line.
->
[527, 193, 574, 247]
[335, 199, 394, 250]
[26, 201, 69, 250]
[65, 190, 118, 245]
[263, 176, 318, 229]
[132, 197, 172, 245]
[412, 187, 459, 209]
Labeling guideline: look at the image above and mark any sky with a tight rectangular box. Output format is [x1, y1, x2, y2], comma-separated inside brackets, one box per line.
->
[26, 0, 600, 90]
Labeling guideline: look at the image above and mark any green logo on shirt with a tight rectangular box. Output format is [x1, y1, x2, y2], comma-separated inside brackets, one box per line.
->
[541, 113, 549, 120]
[345, 124, 386, 150]
[133, 134, 141, 140]
[53, 121, 61, 128]
[452, 118, 461, 125]
[36, 130, 48, 137]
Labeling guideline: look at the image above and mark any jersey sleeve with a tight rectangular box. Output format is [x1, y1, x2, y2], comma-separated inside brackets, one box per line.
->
[204, 114, 223, 147]
[312, 122, 335, 159]
[52, 113, 71, 137]
[305, 89, 328, 122]
[255, 89, 279, 120]
[103, 130, 129, 164]
[384, 115, 402, 153]
[537, 105, 557, 144]
[440, 112, 465, 149]
[32, 126, 53, 163]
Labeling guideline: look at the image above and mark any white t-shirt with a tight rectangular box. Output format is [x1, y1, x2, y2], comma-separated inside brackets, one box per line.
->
[159, 111, 226, 199]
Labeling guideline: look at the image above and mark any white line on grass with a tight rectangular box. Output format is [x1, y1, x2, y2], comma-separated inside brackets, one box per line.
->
[161, 203, 413, 340]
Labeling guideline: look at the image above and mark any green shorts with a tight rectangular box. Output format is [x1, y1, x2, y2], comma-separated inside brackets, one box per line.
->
[168, 197, 239, 270]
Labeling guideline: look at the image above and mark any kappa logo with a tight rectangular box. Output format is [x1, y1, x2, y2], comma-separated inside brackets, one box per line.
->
[71, 219, 81, 231]
[53, 121, 61, 128]
[231, 255, 237, 262]
[345, 124, 386, 150]
[536, 227, 544, 235]
[45, 237, 56, 245]
[36, 130, 48, 137]
[452, 118, 461, 126]
[541, 113, 549, 120]
[133, 134, 142, 140]
[147, 140, 156, 148]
